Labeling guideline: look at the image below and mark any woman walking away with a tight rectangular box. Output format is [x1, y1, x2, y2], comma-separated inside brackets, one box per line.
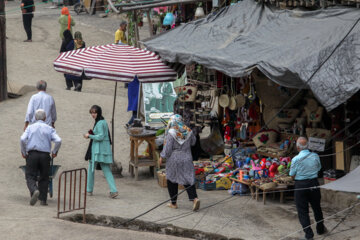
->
[74, 31, 86, 49]
[66, 31, 86, 91]
[84, 105, 118, 199]
[59, 7, 75, 40]
[60, 30, 81, 91]
[159, 114, 200, 211]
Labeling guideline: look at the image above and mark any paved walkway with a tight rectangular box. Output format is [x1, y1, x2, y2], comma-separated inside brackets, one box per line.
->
[1, 1, 359, 239]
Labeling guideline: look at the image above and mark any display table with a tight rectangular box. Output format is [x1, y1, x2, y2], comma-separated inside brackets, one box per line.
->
[253, 183, 294, 205]
[128, 130, 157, 181]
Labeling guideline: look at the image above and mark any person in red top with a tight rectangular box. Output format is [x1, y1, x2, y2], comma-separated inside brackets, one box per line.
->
[21, 0, 35, 42]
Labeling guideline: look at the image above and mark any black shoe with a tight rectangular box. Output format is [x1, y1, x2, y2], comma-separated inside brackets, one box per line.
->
[65, 87, 71, 90]
[30, 190, 39, 206]
[317, 227, 328, 235]
[40, 201, 48, 206]
[74, 84, 82, 92]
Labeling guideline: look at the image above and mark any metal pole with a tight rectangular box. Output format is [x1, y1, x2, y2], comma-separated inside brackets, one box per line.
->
[133, 10, 139, 48]
[147, 10, 153, 37]
[0, 0, 7, 101]
[111, 82, 118, 163]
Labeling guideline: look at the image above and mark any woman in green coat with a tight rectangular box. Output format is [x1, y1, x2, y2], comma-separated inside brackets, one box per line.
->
[58, 7, 75, 40]
[84, 105, 118, 198]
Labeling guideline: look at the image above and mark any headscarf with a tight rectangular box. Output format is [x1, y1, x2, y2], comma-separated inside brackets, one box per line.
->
[60, 29, 73, 53]
[61, 7, 72, 31]
[90, 105, 104, 125]
[166, 114, 192, 145]
[89, 105, 111, 144]
[74, 31, 84, 49]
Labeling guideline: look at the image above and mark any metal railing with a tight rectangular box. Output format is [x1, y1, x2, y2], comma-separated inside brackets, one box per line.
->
[57, 168, 87, 223]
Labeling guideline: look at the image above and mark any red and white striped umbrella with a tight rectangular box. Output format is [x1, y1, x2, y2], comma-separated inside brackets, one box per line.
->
[53, 44, 177, 83]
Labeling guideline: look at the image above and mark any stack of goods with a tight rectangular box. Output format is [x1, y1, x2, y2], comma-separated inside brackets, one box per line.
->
[323, 169, 346, 184]
[193, 158, 234, 191]
[252, 129, 298, 157]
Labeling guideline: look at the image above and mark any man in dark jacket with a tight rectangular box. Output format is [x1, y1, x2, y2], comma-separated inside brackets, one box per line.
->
[21, 0, 35, 42]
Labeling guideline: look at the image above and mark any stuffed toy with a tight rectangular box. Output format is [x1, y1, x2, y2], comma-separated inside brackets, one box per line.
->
[251, 160, 262, 171]
[224, 125, 232, 142]
[269, 162, 279, 178]
[277, 164, 285, 174]
[266, 160, 272, 169]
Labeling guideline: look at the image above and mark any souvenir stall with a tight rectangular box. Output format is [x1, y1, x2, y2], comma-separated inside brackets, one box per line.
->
[144, 1, 360, 202]
[163, 65, 338, 205]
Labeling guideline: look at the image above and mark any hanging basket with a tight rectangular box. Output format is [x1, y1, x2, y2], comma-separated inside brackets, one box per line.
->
[174, 85, 197, 102]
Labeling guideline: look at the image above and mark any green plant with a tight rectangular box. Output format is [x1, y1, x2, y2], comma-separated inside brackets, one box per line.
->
[127, 11, 135, 46]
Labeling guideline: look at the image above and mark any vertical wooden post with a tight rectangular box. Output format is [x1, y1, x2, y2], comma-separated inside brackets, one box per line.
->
[0, 0, 7, 101]
[133, 10, 139, 48]
[146, 10, 153, 37]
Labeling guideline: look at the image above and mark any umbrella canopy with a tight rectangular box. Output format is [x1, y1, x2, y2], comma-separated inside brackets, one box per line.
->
[53, 44, 177, 83]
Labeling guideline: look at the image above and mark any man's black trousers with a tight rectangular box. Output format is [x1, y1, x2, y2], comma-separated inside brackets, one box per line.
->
[26, 150, 51, 202]
[22, 14, 33, 40]
[295, 178, 325, 239]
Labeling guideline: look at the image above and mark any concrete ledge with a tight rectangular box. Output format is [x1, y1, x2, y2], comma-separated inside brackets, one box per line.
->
[321, 188, 358, 210]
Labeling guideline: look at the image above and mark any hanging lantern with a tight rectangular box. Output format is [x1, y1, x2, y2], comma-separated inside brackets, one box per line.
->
[163, 12, 174, 26]
[195, 6, 205, 18]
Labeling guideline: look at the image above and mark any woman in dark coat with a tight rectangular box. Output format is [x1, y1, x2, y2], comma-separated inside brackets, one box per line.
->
[60, 30, 84, 91]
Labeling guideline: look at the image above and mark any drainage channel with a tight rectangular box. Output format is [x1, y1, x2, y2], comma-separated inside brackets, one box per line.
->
[65, 214, 244, 240]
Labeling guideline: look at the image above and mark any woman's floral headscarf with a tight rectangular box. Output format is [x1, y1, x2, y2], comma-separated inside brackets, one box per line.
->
[166, 114, 192, 145]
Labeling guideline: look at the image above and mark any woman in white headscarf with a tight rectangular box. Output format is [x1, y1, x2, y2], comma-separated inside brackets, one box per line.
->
[159, 114, 200, 211]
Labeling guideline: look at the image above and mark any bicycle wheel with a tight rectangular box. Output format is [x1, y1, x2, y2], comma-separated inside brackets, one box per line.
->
[74, 3, 82, 14]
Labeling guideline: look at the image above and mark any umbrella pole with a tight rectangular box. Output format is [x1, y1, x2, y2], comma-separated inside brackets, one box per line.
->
[111, 81, 117, 163]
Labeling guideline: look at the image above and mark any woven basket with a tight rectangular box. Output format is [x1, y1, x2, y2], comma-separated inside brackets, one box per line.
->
[219, 94, 230, 108]
[261, 182, 277, 190]
[128, 127, 144, 135]
[174, 86, 197, 102]
[229, 96, 237, 110]
[252, 130, 278, 148]
[235, 94, 245, 108]
[306, 128, 331, 141]
[276, 109, 300, 123]
[306, 98, 319, 112]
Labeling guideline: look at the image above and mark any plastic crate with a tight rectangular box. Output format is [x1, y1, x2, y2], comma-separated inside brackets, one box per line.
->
[198, 181, 217, 191]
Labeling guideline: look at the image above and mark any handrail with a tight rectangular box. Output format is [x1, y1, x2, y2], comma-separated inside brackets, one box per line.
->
[57, 168, 87, 223]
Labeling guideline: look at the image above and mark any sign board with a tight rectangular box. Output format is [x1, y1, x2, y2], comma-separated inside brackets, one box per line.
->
[308, 137, 326, 152]
[213, 0, 219, 7]
[142, 82, 177, 124]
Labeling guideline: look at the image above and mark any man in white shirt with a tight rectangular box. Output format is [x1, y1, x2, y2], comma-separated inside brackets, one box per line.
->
[24, 80, 57, 130]
[21, 109, 62, 206]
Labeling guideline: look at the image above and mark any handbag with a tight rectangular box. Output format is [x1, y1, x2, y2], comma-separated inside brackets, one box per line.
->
[84, 139, 92, 161]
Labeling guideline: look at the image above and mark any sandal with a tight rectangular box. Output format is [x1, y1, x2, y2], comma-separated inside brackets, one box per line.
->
[167, 203, 178, 209]
[110, 192, 119, 199]
[192, 198, 200, 211]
